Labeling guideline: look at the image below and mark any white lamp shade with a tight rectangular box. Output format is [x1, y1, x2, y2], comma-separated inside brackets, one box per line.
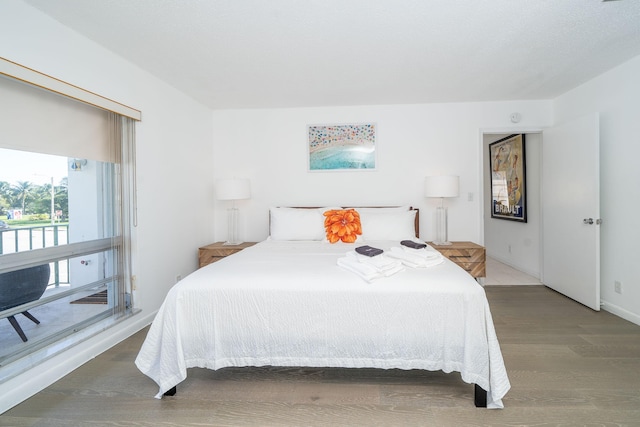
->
[424, 175, 459, 198]
[216, 178, 251, 201]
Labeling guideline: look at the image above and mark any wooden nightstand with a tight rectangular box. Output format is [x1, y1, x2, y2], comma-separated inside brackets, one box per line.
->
[429, 241, 486, 279]
[198, 242, 257, 268]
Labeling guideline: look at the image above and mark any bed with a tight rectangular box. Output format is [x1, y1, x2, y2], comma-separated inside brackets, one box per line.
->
[135, 206, 510, 408]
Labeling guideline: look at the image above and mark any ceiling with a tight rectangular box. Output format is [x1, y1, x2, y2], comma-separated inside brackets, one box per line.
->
[23, 0, 640, 110]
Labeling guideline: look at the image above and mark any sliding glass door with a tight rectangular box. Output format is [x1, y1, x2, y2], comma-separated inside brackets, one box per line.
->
[0, 72, 136, 380]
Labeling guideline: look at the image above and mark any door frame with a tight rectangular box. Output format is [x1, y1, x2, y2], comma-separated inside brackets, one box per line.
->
[478, 127, 544, 281]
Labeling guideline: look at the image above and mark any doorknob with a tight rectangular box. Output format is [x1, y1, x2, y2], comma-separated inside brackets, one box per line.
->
[583, 218, 602, 225]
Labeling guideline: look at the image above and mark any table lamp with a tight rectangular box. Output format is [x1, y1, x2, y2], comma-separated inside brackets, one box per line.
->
[216, 178, 251, 245]
[424, 175, 459, 245]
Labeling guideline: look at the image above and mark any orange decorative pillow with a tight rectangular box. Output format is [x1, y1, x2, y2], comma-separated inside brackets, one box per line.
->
[323, 209, 362, 243]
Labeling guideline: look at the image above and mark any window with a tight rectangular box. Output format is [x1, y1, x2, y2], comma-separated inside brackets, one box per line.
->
[0, 67, 137, 379]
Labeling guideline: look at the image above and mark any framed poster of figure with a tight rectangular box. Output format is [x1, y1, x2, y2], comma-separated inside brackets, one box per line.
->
[489, 134, 527, 222]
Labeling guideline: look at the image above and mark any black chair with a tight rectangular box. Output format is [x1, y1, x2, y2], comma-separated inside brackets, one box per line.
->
[0, 264, 50, 342]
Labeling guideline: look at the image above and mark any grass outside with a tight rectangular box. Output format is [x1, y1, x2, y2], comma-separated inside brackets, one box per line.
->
[1, 216, 69, 228]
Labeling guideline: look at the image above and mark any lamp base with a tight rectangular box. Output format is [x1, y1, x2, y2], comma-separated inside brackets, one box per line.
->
[225, 207, 243, 246]
[434, 206, 450, 246]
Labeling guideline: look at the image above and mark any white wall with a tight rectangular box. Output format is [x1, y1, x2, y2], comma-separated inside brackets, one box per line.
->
[553, 55, 640, 325]
[483, 133, 542, 278]
[0, 1, 215, 412]
[212, 102, 552, 244]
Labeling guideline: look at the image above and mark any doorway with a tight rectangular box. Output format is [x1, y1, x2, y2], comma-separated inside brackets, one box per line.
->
[481, 132, 542, 283]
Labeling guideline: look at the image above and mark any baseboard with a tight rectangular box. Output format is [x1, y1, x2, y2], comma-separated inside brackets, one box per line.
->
[0, 309, 157, 414]
[601, 301, 640, 327]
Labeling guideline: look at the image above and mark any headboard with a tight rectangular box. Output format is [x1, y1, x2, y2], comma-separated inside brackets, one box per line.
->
[269, 206, 419, 239]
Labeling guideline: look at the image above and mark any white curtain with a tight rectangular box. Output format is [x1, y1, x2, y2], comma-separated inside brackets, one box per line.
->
[0, 75, 113, 162]
[110, 113, 137, 311]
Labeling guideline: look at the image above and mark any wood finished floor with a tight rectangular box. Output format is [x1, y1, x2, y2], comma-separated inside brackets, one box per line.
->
[2, 285, 640, 426]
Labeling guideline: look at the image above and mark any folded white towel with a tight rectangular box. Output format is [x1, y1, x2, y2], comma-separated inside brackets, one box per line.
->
[402, 246, 443, 259]
[346, 251, 403, 274]
[337, 256, 383, 282]
[338, 250, 405, 282]
[387, 247, 444, 268]
[379, 263, 405, 277]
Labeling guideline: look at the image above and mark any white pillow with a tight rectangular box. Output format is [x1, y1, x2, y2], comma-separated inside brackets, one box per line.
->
[359, 209, 417, 241]
[269, 207, 331, 241]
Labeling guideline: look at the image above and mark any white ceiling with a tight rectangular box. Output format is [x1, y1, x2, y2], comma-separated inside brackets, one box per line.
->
[23, 0, 640, 110]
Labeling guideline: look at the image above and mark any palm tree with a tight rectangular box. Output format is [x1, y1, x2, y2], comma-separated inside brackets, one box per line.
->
[0, 181, 10, 217]
[12, 181, 33, 215]
[56, 177, 68, 219]
[32, 184, 53, 216]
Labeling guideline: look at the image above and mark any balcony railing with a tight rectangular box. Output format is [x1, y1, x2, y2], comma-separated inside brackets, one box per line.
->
[0, 225, 70, 286]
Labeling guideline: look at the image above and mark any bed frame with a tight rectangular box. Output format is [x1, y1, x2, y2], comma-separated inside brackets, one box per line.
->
[163, 383, 488, 407]
[161, 206, 489, 407]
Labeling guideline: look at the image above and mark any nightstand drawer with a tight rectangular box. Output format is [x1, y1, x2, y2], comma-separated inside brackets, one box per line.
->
[198, 242, 257, 268]
[442, 248, 485, 263]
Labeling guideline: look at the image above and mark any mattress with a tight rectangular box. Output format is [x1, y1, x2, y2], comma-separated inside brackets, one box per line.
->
[135, 240, 510, 407]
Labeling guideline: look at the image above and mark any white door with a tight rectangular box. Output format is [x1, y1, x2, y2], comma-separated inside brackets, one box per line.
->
[542, 113, 600, 310]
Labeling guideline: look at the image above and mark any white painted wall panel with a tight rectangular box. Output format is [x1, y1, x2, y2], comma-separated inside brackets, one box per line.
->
[211, 102, 552, 244]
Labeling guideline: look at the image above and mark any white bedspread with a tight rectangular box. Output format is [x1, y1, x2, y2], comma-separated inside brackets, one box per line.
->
[135, 240, 510, 407]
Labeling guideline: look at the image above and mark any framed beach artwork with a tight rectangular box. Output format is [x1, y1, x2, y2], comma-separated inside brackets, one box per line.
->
[308, 123, 377, 171]
[489, 134, 527, 222]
